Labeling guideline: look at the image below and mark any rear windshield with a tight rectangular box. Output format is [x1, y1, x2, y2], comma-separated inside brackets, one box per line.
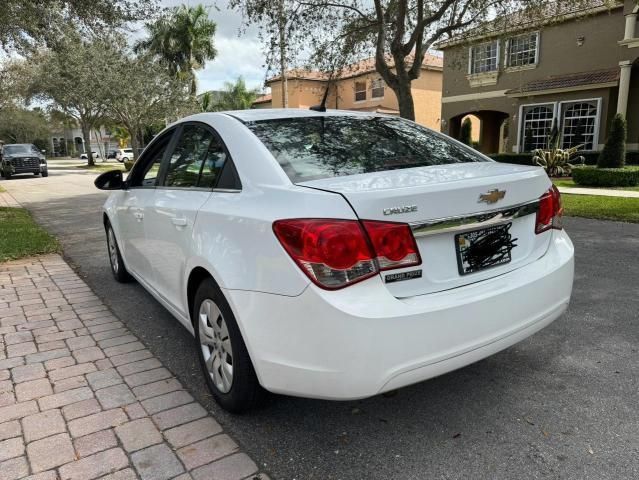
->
[245, 116, 488, 182]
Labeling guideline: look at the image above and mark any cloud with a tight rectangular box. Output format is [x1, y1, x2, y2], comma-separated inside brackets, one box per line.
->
[156, 0, 267, 93]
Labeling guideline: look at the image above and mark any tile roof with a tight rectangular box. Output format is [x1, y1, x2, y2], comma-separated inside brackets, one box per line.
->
[437, 0, 622, 48]
[506, 67, 620, 95]
[266, 54, 443, 84]
[252, 93, 272, 104]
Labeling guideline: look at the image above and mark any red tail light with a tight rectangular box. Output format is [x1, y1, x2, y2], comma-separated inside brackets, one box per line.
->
[361, 220, 421, 271]
[273, 219, 421, 290]
[536, 185, 564, 234]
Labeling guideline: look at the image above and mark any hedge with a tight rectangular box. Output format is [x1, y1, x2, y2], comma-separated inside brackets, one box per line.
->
[490, 151, 639, 166]
[572, 166, 639, 187]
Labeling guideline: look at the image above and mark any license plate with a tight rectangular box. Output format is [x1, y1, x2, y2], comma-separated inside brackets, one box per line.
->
[455, 223, 517, 275]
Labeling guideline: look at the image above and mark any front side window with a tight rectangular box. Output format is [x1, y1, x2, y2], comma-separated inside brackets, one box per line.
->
[354, 81, 367, 101]
[246, 116, 487, 183]
[164, 125, 213, 188]
[507, 33, 538, 67]
[371, 78, 384, 98]
[470, 41, 499, 74]
[521, 104, 554, 152]
[561, 101, 599, 150]
[129, 130, 174, 187]
[163, 123, 230, 189]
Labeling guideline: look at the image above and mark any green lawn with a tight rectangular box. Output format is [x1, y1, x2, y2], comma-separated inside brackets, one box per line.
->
[0, 184, 5, 193]
[562, 194, 639, 223]
[0, 208, 61, 262]
[553, 178, 639, 192]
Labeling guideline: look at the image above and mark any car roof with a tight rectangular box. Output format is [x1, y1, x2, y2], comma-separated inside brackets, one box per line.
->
[185, 108, 391, 124]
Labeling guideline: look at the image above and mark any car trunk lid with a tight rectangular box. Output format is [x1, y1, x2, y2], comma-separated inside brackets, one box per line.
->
[298, 162, 553, 297]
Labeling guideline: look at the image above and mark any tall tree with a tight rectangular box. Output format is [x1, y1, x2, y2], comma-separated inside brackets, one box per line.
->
[0, 107, 50, 146]
[28, 37, 115, 165]
[103, 53, 193, 159]
[235, 0, 596, 120]
[135, 4, 217, 95]
[200, 77, 259, 111]
[0, 0, 155, 53]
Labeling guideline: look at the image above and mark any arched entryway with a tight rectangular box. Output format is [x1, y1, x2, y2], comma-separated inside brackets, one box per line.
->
[448, 110, 509, 155]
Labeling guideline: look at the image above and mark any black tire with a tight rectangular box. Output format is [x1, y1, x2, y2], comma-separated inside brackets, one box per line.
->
[105, 222, 133, 283]
[41, 170, 49, 177]
[2, 169, 11, 179]
[193, 278, 264, 413]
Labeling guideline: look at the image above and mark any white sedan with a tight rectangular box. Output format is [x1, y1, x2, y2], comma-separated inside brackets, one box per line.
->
[95, 109, 574, 412]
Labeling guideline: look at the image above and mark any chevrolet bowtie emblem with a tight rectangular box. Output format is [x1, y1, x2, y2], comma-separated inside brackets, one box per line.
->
[478, 189, 506, 204]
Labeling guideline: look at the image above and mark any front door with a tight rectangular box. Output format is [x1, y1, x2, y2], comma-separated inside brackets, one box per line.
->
[144, 122, 230, 318]
[119, 129, 175, 283]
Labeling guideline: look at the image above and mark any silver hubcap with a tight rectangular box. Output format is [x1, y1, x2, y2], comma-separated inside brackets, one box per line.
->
[199, 299, 233, 393]
[107, 228, 119, 274]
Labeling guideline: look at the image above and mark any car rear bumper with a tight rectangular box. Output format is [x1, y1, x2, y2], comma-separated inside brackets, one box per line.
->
[225, 229, 574, 400]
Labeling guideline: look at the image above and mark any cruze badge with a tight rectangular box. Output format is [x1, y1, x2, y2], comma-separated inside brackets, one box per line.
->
[383, 205, 418, 216]
[478, 189, 506, 204]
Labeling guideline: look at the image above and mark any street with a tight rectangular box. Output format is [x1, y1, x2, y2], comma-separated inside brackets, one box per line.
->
[2, 166, 638, 480]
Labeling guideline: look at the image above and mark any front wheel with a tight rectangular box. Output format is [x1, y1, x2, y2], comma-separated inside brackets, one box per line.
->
[194, 278, 264, 413]
[2, 169, 11, 179]
[41, 170, 49, 177]
[106, 223, 133, 283]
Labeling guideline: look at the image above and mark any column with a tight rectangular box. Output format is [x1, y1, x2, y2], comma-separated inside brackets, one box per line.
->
[617, 61, 632, 118]
[624, 13, 637, 40]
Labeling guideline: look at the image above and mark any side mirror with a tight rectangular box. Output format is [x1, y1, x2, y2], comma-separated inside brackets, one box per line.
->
[41, 150, 46, 154]
[95, 170, 126, 190]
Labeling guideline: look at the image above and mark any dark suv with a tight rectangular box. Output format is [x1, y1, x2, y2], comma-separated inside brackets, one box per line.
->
[1, 144, 48, 179]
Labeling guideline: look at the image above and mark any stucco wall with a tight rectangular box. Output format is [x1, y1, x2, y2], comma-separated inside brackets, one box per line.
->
[266, 68, 443, 130]
[440, 7, 625, 99]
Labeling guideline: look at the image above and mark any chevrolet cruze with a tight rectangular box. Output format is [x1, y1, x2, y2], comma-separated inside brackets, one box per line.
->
[95, 109, 574, 412]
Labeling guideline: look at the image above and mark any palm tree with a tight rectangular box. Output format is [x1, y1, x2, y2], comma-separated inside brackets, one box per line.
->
[216, 77, 259, 111]
[135, 4, 217, 95]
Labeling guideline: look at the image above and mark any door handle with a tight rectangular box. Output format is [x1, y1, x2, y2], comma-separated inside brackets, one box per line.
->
[171, 217, 188, 227]
[133, 211, 144, 221]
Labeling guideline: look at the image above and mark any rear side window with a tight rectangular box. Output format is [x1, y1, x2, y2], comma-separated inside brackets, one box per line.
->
[246, 116, 487, 182]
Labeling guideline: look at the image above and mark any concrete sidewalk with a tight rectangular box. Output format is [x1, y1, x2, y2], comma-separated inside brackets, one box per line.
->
[557, 186, 639, 197]
[0, 255, 268, 480]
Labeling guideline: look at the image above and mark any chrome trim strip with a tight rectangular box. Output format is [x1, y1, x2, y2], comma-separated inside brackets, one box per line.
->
[410, 200, 539, 237]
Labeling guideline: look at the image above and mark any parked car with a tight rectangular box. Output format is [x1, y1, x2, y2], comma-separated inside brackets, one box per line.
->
[95, 110, 575, 413]
[117, 148, 134, 163]
[80, 151, 100, 160]
[1, 143, 48, 178]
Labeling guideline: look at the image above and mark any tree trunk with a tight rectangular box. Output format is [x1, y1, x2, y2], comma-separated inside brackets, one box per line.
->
[80, 123, 94, 166]
[393, 80, 416, 121]
[277, 0, 288, 108]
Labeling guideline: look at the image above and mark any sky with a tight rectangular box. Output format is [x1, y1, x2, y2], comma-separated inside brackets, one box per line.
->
[157, 0, 267, 94]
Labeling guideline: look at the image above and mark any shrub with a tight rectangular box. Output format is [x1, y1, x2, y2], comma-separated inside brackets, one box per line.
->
[572, 166, 639, 187]
[597, 114, 626, 168]
[460, 118, 473, 146]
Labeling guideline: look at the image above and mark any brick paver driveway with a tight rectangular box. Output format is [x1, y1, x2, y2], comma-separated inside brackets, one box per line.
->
[2, 167, 638, 479]
[0, 254, 267, 479]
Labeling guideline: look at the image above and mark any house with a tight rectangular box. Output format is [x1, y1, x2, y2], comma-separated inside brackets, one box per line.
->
[257, 55, 444, 130]
[49, 124, 119, 157]
[436, 0, 639, 155]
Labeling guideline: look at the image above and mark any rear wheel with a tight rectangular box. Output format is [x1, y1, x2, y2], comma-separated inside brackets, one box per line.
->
[194, 278, 264, 413]
[106, 223, 133, 283]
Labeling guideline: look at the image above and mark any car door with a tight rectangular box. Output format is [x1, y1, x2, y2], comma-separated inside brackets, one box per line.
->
[117, 129, 176, 282]
[144, 122, 230, 317]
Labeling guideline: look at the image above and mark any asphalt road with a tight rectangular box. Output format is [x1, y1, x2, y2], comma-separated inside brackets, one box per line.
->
[2, 167, 638, 480]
